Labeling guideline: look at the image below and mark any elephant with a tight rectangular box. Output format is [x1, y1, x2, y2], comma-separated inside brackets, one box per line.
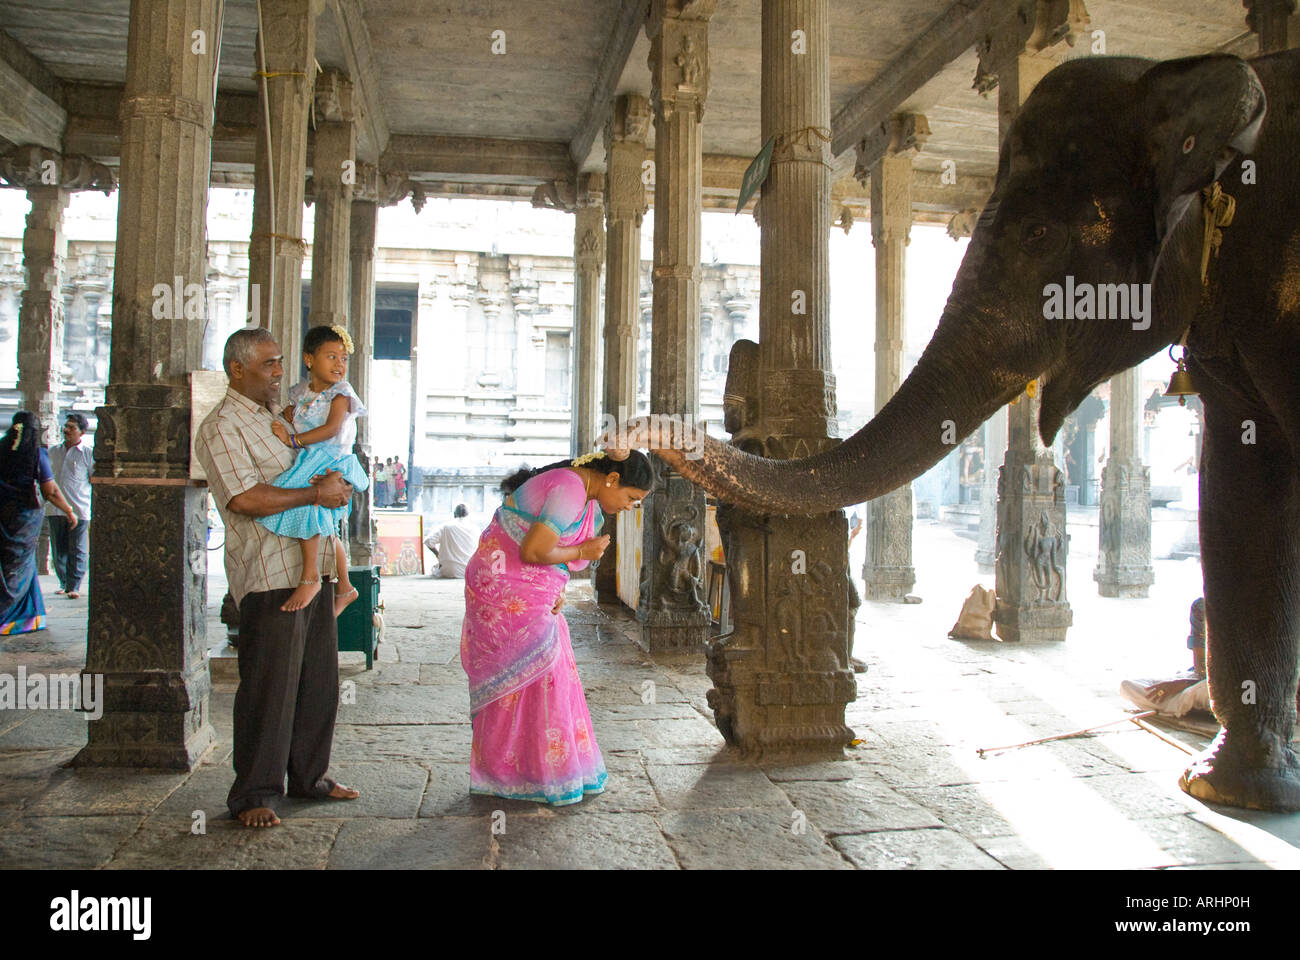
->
[605, 51, 1300, 812]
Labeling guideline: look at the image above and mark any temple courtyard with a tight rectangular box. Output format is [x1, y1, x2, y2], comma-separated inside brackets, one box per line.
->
[1, 511, 1298, 871]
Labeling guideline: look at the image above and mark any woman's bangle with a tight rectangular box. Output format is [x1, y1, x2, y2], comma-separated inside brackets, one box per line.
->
[291, 433, 300, 449]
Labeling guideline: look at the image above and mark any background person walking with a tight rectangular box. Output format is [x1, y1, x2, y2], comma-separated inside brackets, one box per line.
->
[45, 412, 92, 599]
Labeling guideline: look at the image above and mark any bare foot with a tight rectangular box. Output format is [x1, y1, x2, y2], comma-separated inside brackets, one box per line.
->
[237, 806, 280, 827]
[334, 586, 359, 618]
[55, 587, 65, 595]
[328, 782, 359, 800]
[280, 578, 321, 612]
[66, 591, 79, 600]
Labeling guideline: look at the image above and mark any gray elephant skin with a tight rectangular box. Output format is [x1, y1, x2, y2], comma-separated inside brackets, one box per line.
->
[635, 51, 1300, 812]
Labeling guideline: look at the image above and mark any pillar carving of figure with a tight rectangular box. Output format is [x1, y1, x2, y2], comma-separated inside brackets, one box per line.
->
[983, 3, 1079, 642]
[860, 114, 927, 601]
[248, 0, 319, 386]
[307, 70, 356, 332]
[78, 0, 223, 769]
[637, 0, 716, 651]
[571, 172, 605, 458]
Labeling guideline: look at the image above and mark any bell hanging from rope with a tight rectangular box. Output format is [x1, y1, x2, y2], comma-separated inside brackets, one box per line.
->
[1164, 343, 1196, 407]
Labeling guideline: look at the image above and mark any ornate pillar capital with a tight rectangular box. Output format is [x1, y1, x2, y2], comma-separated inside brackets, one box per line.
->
[0, 144, 118, 194]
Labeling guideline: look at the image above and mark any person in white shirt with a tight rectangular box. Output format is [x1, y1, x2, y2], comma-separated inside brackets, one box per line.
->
[425, 504, 481, 578]
[45, 413, 93, 599]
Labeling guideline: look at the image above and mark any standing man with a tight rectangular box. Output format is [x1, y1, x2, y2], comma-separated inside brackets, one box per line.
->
[195, 327, 360, 828]
[374, 457, 389, 508]
[424, 503, 480, 578]
[46, 413, 93, 599]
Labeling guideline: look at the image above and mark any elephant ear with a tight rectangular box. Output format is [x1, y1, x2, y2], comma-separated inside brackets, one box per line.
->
[1138, 54, 1266, 241]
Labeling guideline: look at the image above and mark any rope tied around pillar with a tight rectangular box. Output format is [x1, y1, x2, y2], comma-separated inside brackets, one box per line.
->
[253, 70, 308, 79]
[770, 125, 832, 166]
[250, 231, 307, 253]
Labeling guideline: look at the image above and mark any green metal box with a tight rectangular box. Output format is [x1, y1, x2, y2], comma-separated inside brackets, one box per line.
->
[337, 565, 381, 669]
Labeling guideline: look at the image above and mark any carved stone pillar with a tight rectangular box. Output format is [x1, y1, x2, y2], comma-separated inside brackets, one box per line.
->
[307, 71, 355, 331]
[975, 411, 1005, 571]
[248, 0, 317, 385]
[978, 3, 1079, 643]
[707, 0, 855, 756]
[77, 0, 223, 769]
[596, 94, 650, 604]
[347, 198, 376, 565]
[1095, 366, 1154, 597]
[17, 185, 69, 447]
[637, 0, 714, 651]
[571, 172, 604, 458]
[860, 115, 926, 601]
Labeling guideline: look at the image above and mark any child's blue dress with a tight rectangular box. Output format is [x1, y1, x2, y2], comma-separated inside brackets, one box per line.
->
[257, 379, 370, 541]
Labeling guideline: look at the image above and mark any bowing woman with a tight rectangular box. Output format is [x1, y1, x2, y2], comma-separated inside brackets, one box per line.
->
[460, 449, 654, 805]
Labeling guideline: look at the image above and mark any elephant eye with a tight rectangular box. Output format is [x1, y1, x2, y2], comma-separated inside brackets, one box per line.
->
[1020, 219, 1064, 256]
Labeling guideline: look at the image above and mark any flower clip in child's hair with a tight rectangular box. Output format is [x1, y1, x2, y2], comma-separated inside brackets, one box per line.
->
[570, 451, 604, 467]
[329, 324, 355, 355]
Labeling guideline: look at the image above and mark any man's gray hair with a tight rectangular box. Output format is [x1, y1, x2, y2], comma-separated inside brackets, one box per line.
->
[223, 326, 278, 377]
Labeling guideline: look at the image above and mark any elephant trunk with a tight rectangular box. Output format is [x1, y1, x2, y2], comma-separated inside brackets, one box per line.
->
[660, 291, 1046, 516]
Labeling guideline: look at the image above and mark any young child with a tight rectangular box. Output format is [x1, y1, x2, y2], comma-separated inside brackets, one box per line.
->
[259, 324, 370, 616]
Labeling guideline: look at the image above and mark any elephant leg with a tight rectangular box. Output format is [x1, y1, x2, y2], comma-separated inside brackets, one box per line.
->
[1179, 403, 1300, 811]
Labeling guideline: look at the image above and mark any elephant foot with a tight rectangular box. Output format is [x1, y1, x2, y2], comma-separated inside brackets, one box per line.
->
[1179, 725, 1300, 812]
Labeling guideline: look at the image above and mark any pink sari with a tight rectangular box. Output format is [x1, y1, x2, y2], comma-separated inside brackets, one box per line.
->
[460, 470, 607, 805]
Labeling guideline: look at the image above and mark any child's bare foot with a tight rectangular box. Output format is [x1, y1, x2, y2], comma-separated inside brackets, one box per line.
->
[281, 577, 321, 612]
[334, 585, 359, 618]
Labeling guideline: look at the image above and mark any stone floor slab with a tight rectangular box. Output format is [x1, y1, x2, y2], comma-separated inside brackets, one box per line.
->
[328, 817, 492, 869]
[658, 810, 850, 870]
[645, 763, 792, 811]
[779, 777, 944, 836]
[108, 817, 341, 869]
[0, 814, 144, 868]
[497, 811, 678, 869]
[832, 828, 1005, 870]
[27, 768, 186, 817]
[332, 721, 472, 762]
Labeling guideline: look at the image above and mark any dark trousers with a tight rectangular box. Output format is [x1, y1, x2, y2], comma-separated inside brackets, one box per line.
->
[228, 582, 340, 816]
[47, 516, 88, 592]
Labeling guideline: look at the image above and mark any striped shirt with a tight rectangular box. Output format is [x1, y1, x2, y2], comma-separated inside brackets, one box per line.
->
[194, 387, 337, 606]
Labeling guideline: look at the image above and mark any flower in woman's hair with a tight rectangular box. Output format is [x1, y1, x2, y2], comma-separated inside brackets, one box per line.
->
[329, 324, 355, 355]
[570, 451, 604, 467]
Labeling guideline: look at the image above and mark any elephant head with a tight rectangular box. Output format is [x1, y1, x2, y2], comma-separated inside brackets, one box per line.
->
[616, 54, 1266, 516]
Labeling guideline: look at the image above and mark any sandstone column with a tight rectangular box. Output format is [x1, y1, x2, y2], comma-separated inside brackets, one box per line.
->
[307, 71, 355, 331]
[347, 198, 376, 565]
[1245, 0, 1298, 52]
[595, 95, 650, 604]
[984, 17, 1078, 642]
[77, 0, 223, 768]
[638, 0, 714, 651]
[861, 115, 927, 601]
[1094, 366, 1154, 596]
[16, 185, 69, 447]
[707, 0, 856, 756]
[249, 0, 318, 383]
[571, 172, 605, 458]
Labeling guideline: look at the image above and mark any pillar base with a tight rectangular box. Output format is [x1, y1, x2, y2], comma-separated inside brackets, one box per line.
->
[862, 486, 915, 601]
[80, 480, 216, 770]
[993, 601, 1073, 643]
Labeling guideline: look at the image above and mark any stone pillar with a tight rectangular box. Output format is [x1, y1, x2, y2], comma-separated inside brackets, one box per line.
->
[1095, 366, 1154, 597]
[596, 94, 650, 604]
[307, 71, 355, 330]
[1245, 0, 1297, 52]
[638, 0, 714, 651]
[248, 0, 317, 386]
[77, 0, 222, 769]
[17, 185, 69, 447]
[860, 115, 926, 601]
[978, 8, 1078, 643]
[707, 0, 855, 756]
[571, 172, 604, 458]
[975, 409, 1006, 570]
[347, 198, 376, 565]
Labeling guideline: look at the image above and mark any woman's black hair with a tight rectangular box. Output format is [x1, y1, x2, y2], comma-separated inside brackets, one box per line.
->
[303, 324, 346, 356]
[0, 411, 42, 486]
[500, 451, 656, 497]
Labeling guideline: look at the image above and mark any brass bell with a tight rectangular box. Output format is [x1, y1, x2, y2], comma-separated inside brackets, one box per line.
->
[1164, 348, 1196, 407]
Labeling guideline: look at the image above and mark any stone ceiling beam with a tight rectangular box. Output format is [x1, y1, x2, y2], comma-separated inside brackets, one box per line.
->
[326, 0, 389, 163]
[0, 30, 66, 150]
[569, 0, 647, 173]
[382, 134, 575, 184]
[829, 0, 1004, 158]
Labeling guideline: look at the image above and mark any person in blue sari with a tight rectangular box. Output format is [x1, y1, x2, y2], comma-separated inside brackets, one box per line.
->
[0, 412, 78, 635]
